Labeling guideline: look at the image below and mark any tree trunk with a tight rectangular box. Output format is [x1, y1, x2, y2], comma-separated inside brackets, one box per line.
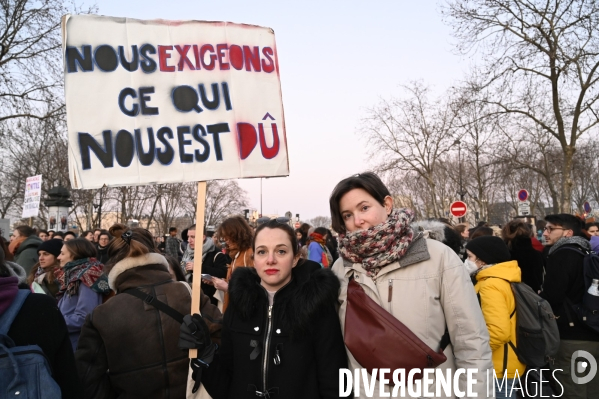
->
[560, 146, 575, 214]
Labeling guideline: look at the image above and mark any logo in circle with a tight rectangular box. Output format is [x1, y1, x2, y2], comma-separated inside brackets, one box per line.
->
[571, 350, 598, 384]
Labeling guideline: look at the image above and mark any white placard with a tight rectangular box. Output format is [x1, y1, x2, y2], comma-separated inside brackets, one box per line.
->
[62, 15, 289, 189]
[22, 175, 43, 218]
[518, 201, 531, 216]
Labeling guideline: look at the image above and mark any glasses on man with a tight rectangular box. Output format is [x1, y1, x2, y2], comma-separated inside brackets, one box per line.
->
[543, 226, 564, 233]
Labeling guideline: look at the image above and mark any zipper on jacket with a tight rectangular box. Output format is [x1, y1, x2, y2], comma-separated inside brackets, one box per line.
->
[262, 305, 274, 393]
[388, 279, 393, 312]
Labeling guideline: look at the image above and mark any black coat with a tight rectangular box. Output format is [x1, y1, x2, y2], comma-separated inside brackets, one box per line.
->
[8, 291, 83, 399]
[96, 245, 109, 265]
[509, 236, 544, 293]
[541, 241, 599, 341]
[203, 265, 348, 399]
[201, 249, 229, 305]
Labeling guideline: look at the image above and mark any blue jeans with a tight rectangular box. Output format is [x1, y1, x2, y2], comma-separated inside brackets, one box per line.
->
[495, 378, 518, 399]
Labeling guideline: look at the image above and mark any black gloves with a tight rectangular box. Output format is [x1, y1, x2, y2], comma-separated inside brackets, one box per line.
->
[179, 314, 211, 351]
[179, 313, 218, 393]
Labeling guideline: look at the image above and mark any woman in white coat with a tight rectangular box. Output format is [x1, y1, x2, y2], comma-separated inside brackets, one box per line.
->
[329, 172, 494, 398]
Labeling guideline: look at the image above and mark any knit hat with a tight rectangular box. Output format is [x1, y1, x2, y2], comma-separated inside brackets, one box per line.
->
[465, 236, 511, 264]
[37, 239, 63, 258]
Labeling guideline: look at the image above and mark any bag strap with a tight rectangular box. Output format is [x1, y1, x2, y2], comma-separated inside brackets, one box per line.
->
[122, 288, 184, 324]
[0, 290, 30, 335]
[551, 245, 588, 257]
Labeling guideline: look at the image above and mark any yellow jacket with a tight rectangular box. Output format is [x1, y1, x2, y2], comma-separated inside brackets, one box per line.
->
[474, 260, 527, 379]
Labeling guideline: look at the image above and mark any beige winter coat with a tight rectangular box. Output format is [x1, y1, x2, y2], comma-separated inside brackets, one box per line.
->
[333, 235, 494, 398]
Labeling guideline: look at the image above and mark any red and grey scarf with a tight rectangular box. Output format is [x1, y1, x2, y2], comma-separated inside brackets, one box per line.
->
[56, 257, 111, 299]
[338, 208, 415, 277]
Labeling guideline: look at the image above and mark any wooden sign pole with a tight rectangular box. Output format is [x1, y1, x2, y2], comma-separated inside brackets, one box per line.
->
[189, 181, 207, 359]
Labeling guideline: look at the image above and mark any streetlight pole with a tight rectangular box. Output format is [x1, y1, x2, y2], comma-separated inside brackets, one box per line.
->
[453, 139, 467, 223]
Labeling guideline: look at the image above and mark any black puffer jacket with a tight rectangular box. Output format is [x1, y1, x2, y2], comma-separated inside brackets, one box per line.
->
[202, 264, 348, 399]
[75, 253, 191, 398]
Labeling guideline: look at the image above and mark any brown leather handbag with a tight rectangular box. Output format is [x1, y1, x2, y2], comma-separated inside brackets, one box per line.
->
[344, 277, 449, 377]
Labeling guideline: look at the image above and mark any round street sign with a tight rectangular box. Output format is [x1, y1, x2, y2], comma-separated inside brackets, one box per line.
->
[518, 189, 529, 202]
[450, 201, 468, 218]
[584, 201, 592, 214]
[294, 221, 301, 229]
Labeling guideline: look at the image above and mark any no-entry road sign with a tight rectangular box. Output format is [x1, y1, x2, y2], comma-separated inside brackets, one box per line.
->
[450, 201, 468, 218]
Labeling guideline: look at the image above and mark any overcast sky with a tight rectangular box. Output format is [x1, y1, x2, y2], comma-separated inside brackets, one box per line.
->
[98, 0, 468, 220]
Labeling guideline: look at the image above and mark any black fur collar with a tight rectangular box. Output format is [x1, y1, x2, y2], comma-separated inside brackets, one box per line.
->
[228, 262, 340, 335]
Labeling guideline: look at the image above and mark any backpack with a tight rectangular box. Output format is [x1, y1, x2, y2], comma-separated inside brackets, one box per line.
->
[0, 290, 62, 398]
[509, 282, 560, 367]
[552, 246, 599, 334]
[481, 279, 560, 368]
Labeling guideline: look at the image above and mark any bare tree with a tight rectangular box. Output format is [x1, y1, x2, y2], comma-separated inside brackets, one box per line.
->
[363, 82, 458, 218]
[180, 181, 249, 227]
[445, 0, 599, 213]
[306, 216, 331, 228]
[0, 0, 95, 124]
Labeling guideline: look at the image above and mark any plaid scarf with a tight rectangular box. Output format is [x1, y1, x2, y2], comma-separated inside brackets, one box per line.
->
[56, 257, 111, 300]
[338, 208, 415, 277]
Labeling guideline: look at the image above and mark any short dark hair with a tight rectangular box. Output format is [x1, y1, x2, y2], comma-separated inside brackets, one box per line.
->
[15, 225, 34, 238]
[63, 238, 98, 260]
[64, 231, 77, 238]
[98, 232, 111, 240]
[37, 230, 49, 236]
[53, 231, 65, 238]
[169, 227, 177, 233]
[329, 172, 391, 234]
[585, 222, 599, 230]
[545, 214, 583, 236]
[93, 228, 102, 234]
[253, 219, 299, 257]
[313, 227, 328, 236]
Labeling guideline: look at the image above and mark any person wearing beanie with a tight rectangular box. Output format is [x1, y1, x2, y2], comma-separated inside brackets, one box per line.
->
[27, 239, 63, 298]
[465, 236, 525, 398]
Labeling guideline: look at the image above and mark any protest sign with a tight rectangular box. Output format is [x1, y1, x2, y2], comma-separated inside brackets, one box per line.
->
[62, 15, 289, 189]
[22, 175, 43, 218]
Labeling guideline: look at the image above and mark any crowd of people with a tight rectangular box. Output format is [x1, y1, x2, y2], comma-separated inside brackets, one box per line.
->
[1, 171, 598, 398]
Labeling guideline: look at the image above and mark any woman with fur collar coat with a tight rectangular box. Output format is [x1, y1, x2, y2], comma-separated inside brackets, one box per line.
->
[75, 228, 192, 399]
[201, 219, 347, 399]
